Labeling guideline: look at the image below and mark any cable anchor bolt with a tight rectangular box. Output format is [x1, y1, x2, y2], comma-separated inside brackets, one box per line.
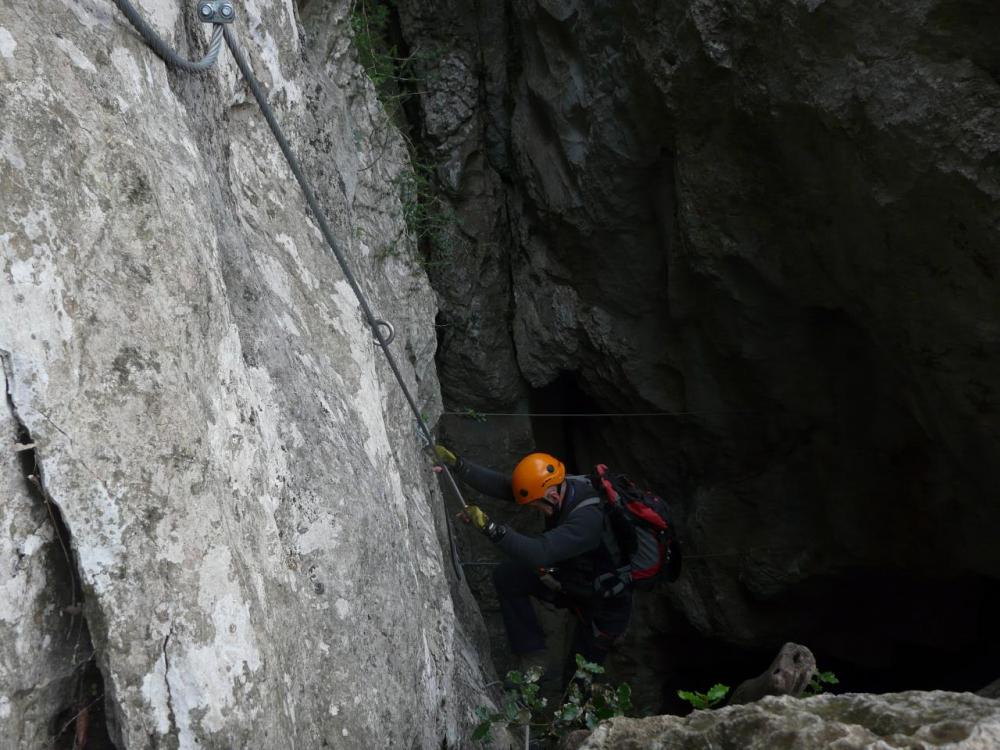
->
[197, 0, 235, 23]
[372, 320, 395, 347]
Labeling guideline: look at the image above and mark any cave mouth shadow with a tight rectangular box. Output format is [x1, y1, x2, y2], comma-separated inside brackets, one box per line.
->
[660, 568, 1000, 714]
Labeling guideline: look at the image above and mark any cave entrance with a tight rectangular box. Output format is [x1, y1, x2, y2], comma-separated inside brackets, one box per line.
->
[523, 374, 1000, 713]
[527, 371, 605, 475]
[658, 569, 1000, 713]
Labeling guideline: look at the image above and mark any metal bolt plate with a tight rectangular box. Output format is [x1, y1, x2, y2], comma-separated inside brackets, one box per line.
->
[198, 0, 235, 23]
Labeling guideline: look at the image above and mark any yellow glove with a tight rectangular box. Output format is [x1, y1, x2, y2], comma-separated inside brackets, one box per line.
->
[465, 505, 489, 531]
[462, 505, 506, 542]
[434, 444, 458, 467]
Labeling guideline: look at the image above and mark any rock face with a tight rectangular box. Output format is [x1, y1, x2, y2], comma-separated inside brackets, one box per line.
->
[579, 692, 1000, 750]
[395, 0, 1000, 704]
[0, 0, 496, 747]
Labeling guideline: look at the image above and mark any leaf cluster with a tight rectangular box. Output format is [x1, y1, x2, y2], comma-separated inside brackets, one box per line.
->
[551, 655, 632, 736]
[806, 670, 839, 696]
[473, 655, 632, 746]
[676, 683, 730, 710]
[472, 666, 547, 744]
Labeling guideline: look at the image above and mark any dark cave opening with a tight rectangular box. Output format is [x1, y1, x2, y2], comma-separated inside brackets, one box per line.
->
[526, 371, 637, 475]
[660, 569, 1000, 714]
[522, 372, 1000, 713]
[526, 371, 594, 473]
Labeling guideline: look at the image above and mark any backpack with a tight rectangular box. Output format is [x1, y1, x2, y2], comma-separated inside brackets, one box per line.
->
[589, 464, 682, 597]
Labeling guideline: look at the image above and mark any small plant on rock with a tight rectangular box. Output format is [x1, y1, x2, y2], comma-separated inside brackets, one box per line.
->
[473, 655, 632, 746]
[677, 683, 730, 710]
[806, 670, 839, 696]
[550, 655, 633, 736]
[472, 665, 547, 745]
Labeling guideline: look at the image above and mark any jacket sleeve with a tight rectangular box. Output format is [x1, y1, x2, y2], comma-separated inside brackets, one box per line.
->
[495, 504, 604, 568]
[453, 458, 513, 501]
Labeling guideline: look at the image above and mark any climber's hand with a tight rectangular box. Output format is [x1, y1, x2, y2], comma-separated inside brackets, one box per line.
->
[464, 505, 489, 531]
[434, 444, 458, 467]
[459, 505, 506, 542]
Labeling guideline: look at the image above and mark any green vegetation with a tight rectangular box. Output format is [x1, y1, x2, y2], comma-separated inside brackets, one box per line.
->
[474, 654, 633, 746]
[806, 670, 840, 696]
[456, 407, 489, 423]
[349, 0, 421, 121]
[395, 160, 461, 266]
[349, 0, 460, 268]
[677, 683, 730, 710]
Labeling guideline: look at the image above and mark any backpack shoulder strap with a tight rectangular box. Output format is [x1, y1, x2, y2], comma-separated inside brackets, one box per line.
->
[568, 496, 602, 515]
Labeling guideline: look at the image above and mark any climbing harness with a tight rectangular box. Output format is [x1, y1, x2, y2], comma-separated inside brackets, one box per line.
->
[110, 0, 469, 575]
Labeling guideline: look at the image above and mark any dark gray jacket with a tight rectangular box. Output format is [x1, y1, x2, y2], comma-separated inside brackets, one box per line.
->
[454, 459, 608, 571]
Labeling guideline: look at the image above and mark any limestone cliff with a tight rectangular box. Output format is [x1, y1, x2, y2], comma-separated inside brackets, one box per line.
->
[0, 0, 495, 746]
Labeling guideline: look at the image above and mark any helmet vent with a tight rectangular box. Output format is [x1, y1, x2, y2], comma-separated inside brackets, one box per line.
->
[546, 465, 554, 473]
[519, 489, 529, 497]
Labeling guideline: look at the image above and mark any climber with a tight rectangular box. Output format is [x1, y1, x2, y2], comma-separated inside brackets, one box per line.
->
[435, 445, 632, 681]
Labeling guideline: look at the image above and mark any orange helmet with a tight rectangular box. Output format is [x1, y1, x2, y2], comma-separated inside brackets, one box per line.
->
[512, 453, 566, 504]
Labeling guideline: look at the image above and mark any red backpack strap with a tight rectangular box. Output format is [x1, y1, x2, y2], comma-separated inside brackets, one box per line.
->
[593, 464, 619, 503]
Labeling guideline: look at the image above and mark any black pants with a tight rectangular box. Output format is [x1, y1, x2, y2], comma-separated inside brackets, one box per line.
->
[492, 561, 632, 667]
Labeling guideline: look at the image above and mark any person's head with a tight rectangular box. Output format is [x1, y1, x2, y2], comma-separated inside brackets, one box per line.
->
[512, 453, 566, 516]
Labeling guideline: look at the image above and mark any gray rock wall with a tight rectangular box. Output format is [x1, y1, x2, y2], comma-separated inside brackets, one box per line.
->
[0, 0, 496, 746]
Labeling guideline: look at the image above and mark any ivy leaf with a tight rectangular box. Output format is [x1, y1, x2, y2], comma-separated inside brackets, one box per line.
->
[524, 665, 544, 684]
[819, 671, 839, 685]
[474, 706, 493, 722]
[559, 705, 581, 723]
[617, 684, 632, 708]
[506, 670, 524, 686]
[567, 683, 583, 704]
[706, 684, 730, 703]
[595, 706, 615, 721]
[472, 722, 492, 742]
[677, 690, 707, 709]
[504, 697, 519, 722]
[516, 707, 532, 726]
[584, 711, 599, 730]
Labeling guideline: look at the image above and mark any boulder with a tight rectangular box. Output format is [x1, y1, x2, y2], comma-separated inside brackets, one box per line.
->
[580, 692, 1000, 749]
[730, 642, 816, 705]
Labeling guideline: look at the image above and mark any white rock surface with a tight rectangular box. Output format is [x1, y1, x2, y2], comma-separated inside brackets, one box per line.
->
[0, 0, 493, 746]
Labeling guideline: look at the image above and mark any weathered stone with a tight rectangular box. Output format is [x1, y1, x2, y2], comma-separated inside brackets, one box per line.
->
[729, 642, 816, 705]
[0, 393, 83, 746]
[978, 679, 1000, 700]
[0, 0, 498, 746]
[579, 692, 1000, 750]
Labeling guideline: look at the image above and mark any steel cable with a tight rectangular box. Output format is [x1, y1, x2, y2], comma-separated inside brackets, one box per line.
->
[111, 0, 223, 72]
[219, 27, 468, 505]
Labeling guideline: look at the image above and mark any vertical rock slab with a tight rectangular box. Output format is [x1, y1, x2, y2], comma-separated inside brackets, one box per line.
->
[0, 0, 494, 746]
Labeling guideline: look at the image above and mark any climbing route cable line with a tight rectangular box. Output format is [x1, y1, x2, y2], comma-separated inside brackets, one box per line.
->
[109, 0, 469, 575]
